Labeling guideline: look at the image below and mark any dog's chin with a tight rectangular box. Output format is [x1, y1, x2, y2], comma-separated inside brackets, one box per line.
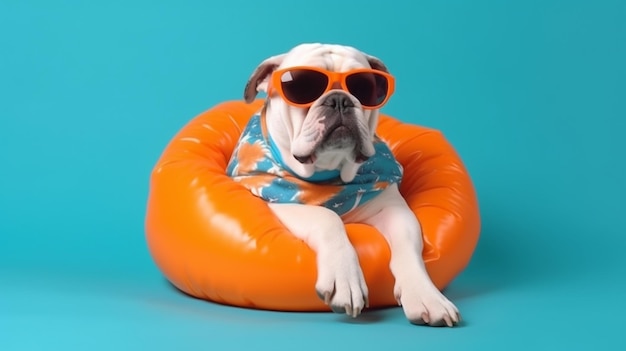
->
[329, 124, 351, 137]
[292, 132, 374, 185]
[323, 125, 356, 148]
[294, 125, 370, 165]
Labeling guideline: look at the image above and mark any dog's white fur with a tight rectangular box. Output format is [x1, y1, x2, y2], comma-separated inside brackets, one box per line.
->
[243, 43, 460, 326]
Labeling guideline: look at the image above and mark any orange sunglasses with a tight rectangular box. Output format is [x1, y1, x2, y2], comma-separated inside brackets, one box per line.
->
[268, 66, 396, 110]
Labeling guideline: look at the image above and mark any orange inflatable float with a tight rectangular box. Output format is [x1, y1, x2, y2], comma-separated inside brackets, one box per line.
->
[145, 99, 480, 311]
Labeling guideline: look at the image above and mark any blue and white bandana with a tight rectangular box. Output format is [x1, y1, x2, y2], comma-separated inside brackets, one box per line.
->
[226, 111, 403, 216]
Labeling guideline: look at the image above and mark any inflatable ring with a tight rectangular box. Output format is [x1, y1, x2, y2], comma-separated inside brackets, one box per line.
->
[145, 99, 480, 311]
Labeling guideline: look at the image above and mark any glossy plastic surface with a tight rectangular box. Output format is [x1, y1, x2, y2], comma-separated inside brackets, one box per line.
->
[145, 100, 480, 311]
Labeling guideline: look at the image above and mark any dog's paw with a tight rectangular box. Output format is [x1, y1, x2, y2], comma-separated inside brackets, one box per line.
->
[315, 248, 369, 318]
[395, 283, 461, 327]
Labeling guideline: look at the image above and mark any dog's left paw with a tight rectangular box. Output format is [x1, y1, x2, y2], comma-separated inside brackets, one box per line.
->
[395, 283, 461, 327]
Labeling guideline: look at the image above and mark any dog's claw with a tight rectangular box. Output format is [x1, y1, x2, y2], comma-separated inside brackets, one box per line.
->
[323, 291, 331, 305]
[443, 315, 453, 327]
[345, 304, 353, 317]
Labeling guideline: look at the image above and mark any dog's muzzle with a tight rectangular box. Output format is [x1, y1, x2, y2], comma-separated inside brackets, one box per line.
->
[321, 91, 355, 113]
[293, 91, 372, 164]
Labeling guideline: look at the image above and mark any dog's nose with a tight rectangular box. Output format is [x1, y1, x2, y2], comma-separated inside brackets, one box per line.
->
[321, 92, 355, 113]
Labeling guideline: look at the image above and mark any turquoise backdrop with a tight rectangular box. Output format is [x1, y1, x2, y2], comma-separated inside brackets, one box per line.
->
[1, 1, 624, 349]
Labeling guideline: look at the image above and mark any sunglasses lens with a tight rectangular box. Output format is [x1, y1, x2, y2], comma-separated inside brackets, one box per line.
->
[280, 69, 329, 105]
[345, 72, 389, 107]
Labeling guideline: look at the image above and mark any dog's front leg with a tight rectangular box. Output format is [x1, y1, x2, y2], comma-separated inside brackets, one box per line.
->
[268, 203, 368, 317]
[361, 185, 460, 327]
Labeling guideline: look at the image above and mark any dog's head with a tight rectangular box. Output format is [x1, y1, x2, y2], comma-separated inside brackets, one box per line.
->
[243, 43, 394, 182]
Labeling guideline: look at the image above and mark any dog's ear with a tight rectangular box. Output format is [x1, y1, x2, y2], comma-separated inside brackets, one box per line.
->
[243, 54, 286, 103]
[365, 55, 389, 73]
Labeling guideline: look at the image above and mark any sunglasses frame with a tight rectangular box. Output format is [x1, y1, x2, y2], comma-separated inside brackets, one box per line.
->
[268, 66, 396, 110]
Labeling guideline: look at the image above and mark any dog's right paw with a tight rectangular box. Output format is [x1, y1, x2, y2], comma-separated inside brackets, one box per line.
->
[315, 248, 369, 318]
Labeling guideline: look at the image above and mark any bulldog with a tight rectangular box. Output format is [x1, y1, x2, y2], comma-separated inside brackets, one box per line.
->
[226, 43, 460, 327]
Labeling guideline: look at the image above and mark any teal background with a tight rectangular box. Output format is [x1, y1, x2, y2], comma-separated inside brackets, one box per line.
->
[1, 0, 625, 349]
